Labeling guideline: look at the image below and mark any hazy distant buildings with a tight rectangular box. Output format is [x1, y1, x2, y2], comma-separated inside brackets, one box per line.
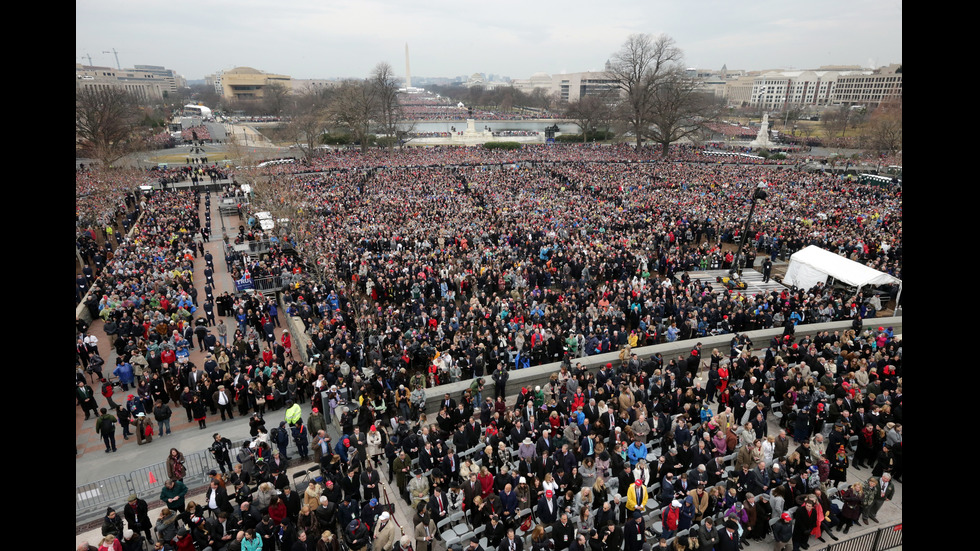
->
[510, 60, 900, 110]
[208, 67, 292, 100]
[721, 64, 902, 109]
[833, 64, 902, 106]
[512, 68, 617, 102]
[75, 63, 183, 100]
[748, 70, 847, 109]
[291, 79, 342, 93]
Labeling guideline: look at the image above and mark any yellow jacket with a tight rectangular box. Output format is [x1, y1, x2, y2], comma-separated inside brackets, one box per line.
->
[625, 483, 648, 511]
[285, 403, 302, 425]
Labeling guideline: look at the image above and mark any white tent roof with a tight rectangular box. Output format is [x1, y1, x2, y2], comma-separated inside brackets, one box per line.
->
[784, 245, 902, 290]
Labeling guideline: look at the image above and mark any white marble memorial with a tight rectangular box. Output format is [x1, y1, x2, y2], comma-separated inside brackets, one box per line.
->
[750, 113, 774, 149]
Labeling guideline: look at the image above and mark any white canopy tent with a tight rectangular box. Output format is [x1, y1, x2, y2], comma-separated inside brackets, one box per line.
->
[784, 245, 902, 307]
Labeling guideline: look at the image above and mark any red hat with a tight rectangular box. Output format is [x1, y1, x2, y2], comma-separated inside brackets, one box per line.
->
[781, 512, 792, 521]
[312, 408, 319, 414]
[128, 394, 135, 400]
[370, 425, 377, 431]
[635, 480, 643, 487]
[343, 438, 351, 446]
[545, 490, 553, 498]
[606, 363, 613, 368]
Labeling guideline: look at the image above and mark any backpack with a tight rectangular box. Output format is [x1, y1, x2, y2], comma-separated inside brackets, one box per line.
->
[270, 427, 279, 443]
[99, 416, 115, 434]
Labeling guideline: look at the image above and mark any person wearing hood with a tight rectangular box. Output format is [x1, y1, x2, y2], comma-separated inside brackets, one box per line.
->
[677, 495, 696, 532]
[274, 421, 292, 459]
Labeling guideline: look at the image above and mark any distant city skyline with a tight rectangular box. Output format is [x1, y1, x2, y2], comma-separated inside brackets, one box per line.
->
[76, 0, 902, 82]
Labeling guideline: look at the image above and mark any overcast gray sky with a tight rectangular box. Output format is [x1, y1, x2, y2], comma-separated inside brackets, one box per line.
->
[76, 0, 902, 81]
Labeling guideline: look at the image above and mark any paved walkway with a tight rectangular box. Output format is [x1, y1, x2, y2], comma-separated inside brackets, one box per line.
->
[76, 182, 301, 483]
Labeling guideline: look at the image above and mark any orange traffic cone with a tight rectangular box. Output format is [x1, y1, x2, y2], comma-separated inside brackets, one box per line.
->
[148, 471, 157, 484]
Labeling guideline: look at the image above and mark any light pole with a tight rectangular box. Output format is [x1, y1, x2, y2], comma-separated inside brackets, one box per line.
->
[731, 181, 768, 278]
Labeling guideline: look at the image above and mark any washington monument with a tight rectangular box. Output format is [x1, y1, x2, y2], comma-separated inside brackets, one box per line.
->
[405, 43, 412, 89]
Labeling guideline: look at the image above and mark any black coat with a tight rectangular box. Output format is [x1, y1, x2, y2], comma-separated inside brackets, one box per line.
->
[497, 536, 525, 551]
[124, 499, 152, 532]
[716, 528, 740, 551]
[536, 497, 559, 524]
[553, 520, 576, 551]
[207, 485, 234, 514]
[623, 519, 645, 551]
[793, 506, 818, 538]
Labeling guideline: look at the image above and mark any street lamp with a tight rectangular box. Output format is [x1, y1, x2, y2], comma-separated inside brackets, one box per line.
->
[731, 181, 768, 278]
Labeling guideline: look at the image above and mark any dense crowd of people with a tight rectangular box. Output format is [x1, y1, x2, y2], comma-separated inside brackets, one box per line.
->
[264, 144, 814, 175]
[183, 126, 214, 142]
[493, 131, 541, 137]
[398, 99, 561, 122]
[78, 143, 901, 551]
[704, 124, 757, 139]
[256, 156, 900, 391]
[84, 321, 903, 551]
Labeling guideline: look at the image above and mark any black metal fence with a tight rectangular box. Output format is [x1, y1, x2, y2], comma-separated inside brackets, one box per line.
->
[76, 436, 301, 527]
[828, 523, 902, 551]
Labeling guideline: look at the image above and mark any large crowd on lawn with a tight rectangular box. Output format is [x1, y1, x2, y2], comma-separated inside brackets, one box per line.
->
[77, 143, 901, 551]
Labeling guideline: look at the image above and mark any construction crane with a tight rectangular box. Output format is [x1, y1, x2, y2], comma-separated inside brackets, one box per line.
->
[102, 48, 121, 70]
[81, 53, 93, 67]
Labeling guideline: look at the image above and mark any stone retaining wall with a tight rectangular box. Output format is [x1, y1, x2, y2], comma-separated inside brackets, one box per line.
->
[420, 316, 902, 415]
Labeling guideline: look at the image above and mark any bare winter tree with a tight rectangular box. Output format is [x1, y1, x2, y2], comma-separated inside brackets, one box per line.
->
[864, 97, 902, 156]
[371, 62, 410, 149]
[287, 85, 333, 158]
[566, 93, 615, 142]
[606, 33, 683, 148]
[76, 87, 145, 168]
[646, 74, 722, 157]
[329, 79, 379, 152]
[262, 82, 291, 117]
[822, 105, 854, 139]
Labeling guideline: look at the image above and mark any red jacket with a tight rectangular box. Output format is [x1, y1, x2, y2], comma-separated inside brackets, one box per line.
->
[269, 500, 288, 525]
[662, 505, 680, 530]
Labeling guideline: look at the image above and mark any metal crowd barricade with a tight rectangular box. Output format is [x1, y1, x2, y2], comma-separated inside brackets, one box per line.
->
[182, 451, 215, 486]
[76, 474, 134, 518]
[873, 523, 903, 550]
[253, 276, 284, 293]
[129, 461, 170, 497]
[827, 523, 902, 551]
[78, 432, 305, 527]
[248, 239, 273, 256]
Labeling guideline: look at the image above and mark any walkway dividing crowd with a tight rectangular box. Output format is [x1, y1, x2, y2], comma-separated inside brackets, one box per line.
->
[77, 145, 901, 551]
